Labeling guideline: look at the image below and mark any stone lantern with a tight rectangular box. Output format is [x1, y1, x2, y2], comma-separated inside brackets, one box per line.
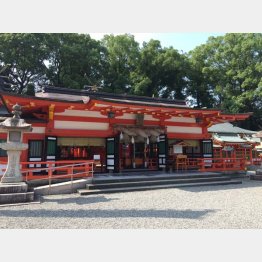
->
[0, 104, 33, 204]
[0, 104, 32, 183]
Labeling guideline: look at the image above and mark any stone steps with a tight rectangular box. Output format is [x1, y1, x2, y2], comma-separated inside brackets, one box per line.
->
[78, 180, 242, 195]
[87, 176, 232, 190]
[0, 192, 34, 204]
[92, 173, 226, 184]
[0, 182, 35, 205]
[78, 173, 242, 196]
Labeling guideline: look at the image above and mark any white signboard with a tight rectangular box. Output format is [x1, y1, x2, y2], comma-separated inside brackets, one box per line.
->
[173, 145, 183, 154]
[93, 154, 100, 160]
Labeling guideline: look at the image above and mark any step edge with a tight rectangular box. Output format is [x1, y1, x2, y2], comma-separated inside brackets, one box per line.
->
[78, 180, 242, 194]
[87, 177, 232, 188]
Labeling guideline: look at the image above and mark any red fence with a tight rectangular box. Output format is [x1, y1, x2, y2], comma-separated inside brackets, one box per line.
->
[197, 158, 246, 172]
[0, 160, 94, 182]
[1, 157, 261, 181]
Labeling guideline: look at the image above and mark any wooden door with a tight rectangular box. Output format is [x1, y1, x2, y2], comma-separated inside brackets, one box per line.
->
[201, 139, 213, 167]
[106, 137, 119, 172]
[158, 134, 167, 170]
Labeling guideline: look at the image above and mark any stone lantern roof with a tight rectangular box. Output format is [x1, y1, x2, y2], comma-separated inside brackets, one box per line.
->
[0, 104, 32, 131]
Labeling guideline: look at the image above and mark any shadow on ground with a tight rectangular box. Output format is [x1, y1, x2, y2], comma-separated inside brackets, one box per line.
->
[41, 195, 118, 205]
[0, 208, 215, 219]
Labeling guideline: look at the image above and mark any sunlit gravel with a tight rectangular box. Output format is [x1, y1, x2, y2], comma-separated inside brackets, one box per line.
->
[1, 178, 262, 229]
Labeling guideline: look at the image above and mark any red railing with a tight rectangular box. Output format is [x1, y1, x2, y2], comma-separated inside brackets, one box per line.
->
[197, 158, 246, 172]
[0, 160, 94, 181]
[167, 157, 250, 172]
[250, 158, 262, 166]
[1, 157, 261, 179]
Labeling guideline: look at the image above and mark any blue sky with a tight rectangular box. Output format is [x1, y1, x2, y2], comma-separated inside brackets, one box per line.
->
[90, 33, 225, 53]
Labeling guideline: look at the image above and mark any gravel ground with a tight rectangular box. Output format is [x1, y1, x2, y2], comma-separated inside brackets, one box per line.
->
[1, 178, 262, 229]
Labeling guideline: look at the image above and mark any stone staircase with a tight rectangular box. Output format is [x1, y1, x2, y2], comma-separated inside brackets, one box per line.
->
[78, 173, 242, 195]
[0, 183, 34, 205]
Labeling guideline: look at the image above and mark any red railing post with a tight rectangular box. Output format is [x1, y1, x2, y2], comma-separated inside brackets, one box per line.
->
[84, 162, 89, 177]
[48, 165, 53, 195]
[70, 166, 74, 193]
[91, 162, 94, 178]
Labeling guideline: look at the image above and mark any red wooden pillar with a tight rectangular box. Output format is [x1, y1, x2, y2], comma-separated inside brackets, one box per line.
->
[249, 147, 253, 162]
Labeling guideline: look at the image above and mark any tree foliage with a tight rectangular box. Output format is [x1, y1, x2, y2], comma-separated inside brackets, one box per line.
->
[101, 34, 140, 93]
[44, 33, 106, 89]
[0, 33, 48, 93]
[188, 33, 262, 129]
[0, 33, 261, 130]
[131, 40, 189, 99]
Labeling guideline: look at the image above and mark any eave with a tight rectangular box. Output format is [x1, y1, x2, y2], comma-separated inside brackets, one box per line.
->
[0, 90, 252, 124]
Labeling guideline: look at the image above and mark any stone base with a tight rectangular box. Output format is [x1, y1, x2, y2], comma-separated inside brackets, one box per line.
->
[0, 192, 34, 204]
[1, 176, 23, 183]
[0, 182, 28, 194]
[0, 182, 34, 204]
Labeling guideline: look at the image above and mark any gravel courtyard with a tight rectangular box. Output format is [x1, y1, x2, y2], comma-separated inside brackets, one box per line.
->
[1, 178, 262, 229]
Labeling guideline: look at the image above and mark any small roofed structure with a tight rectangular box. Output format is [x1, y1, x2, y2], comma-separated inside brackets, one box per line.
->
[208, 122, 260, 161]
[254, 131, 262, 154]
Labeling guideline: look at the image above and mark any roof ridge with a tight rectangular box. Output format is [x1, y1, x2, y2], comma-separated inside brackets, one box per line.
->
[40, 85, 187, 105]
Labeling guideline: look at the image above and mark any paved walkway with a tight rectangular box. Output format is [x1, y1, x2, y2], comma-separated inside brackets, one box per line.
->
[0, 178, 262, 229]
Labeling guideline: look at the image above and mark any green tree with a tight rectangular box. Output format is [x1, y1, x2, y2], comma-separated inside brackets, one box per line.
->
[131, 40, 164, 97]
[101, 34, 140, 93]
[45, 33, 106, 89]
[187, 44, 216, 108]
[0, 33, 48, 93]
[131, 40, 189, 100]
[159, 47, 189, 100]
[189, 33, 262, 130]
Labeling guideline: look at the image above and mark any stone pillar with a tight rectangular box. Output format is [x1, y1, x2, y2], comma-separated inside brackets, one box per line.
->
[0, 142, 28, 183]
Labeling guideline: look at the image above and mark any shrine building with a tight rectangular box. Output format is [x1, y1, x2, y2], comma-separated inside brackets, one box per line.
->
[0, 86, 252, 174]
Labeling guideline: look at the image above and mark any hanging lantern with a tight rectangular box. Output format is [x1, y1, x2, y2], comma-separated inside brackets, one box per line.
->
[131, 136, 135, 144]
[120, 132, 123, 141]
[146, 136, 149, 145]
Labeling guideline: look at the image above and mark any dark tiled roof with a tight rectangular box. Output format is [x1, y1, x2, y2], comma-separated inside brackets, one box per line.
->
[40, 85, 187, 107]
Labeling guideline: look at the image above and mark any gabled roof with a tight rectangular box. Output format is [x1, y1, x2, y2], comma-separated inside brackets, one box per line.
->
[208, 122, 256, 134]
[37, 85, 188, 108]
[0, 86, 252, 124]
[213, 134, 247, 144]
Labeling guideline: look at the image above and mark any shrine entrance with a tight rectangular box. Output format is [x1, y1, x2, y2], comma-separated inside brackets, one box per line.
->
[120, 141, 158, 170]
[117, 129, 166, 171]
